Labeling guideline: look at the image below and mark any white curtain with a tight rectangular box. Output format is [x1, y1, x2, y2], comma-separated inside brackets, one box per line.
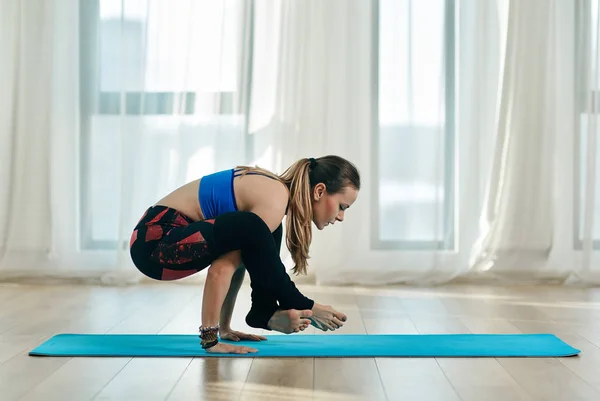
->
[308, 0, 506, 285]
[2, 0, 600, 287]
[0, 0, 252, 283]
[256, 0, 600, 287]
[468, 0, 600, 285]
[469, 0, 565, 281]
[248, 0, 474, 285]
[0, 0, 55, 277]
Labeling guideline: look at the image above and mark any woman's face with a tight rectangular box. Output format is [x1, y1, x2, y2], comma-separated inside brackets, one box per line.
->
[311, 184, 359, 230]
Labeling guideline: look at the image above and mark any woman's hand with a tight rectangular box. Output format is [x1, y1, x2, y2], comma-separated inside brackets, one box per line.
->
[310, 303, 347, 331]
[205, 342, 258, 354]
[219, 328, 267, 342]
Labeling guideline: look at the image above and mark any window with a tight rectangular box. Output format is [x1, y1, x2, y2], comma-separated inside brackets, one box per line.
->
[575, 0, 600, 249]
[374, 0, 456, 250]
[79, 0, 248, 249]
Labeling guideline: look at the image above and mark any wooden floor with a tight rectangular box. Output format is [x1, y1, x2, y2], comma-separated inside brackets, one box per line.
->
[1, 282, 600, 401]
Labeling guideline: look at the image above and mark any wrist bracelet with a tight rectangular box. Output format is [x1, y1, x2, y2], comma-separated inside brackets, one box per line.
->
[199, 325, 220, 349]
[201, 338, 219, 349]
[199, 324, 220, 333]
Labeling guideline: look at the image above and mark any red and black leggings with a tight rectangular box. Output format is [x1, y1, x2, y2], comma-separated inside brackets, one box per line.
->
[129, 205, 313, 329]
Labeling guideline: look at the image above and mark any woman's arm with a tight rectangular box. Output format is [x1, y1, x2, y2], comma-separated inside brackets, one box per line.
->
[200, 251, 260, 354]
[219, 263, 245, 330]
[201, 251, 239, 330]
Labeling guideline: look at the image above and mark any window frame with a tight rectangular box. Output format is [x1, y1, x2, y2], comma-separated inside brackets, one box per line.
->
[573, 0, 600, 250]
[78, 0, 255, 250]
[371, 0, 457, 251]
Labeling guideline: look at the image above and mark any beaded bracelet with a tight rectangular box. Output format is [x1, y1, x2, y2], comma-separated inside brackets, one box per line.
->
[199, 325, 219, 349]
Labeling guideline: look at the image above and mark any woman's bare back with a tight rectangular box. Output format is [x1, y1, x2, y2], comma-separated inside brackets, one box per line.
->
[154, 172, 289, 226]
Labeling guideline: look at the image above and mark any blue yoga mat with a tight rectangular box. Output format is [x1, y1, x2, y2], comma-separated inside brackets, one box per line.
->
[29, 333, 579, 358]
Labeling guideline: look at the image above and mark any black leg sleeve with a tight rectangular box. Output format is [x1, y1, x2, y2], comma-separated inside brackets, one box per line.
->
[245, 224, 283, 330]
[212, 211, 314, 311]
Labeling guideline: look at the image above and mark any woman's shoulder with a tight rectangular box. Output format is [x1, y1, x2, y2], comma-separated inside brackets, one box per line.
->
[233, 170, 289, 230]
[234, 169, 289, 210]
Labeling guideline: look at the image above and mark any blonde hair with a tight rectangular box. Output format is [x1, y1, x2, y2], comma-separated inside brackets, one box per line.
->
[236, 155, 360, 276]
[235, 159, 313, 275]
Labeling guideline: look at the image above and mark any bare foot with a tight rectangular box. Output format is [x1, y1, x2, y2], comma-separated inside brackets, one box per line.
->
[267, 309, 312, 334]
[310, 303, 346, 331]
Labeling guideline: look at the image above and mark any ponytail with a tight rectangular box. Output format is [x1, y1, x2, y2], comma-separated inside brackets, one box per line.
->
[279, 159, 313, 275]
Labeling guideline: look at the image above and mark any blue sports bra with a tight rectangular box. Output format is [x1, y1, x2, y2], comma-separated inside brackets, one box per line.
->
[198, 169, 238, 219]
[198, 168, 282, 220]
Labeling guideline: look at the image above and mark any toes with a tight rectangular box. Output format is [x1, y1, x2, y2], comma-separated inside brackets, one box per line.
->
[334, 311, 347, 322]
[302, 309, 313, 318]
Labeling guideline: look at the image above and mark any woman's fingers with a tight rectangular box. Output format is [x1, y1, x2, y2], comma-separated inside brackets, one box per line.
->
[232, 331, 267, 341]
[245, 334, 267, 341]
[236, 346, 258, 354]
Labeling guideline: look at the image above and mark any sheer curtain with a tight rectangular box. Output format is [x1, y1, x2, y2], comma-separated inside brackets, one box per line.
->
[2, 0, 600, 287]
[569, 0, 600, 283]
[313, 0, 504, 285]
[468, 0, 600, 285]
[0, 0, 55, 277]
[469, 0, 564, 281]
[305, 0, 600, 286]
[245, 0, 473, 285]
[0, 0, 253, 283]
[84, 0, 251, 283]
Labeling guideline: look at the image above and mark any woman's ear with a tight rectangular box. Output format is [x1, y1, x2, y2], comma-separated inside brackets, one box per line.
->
[313, 183, 326, 201]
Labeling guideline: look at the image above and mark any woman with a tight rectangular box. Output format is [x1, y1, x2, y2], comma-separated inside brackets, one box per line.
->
[129, 155, 360, 354]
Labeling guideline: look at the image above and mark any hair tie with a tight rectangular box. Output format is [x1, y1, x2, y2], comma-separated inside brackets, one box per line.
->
[308, 157, 317, 169]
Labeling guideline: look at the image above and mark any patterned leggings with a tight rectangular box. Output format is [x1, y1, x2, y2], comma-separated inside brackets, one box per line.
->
[129, 205, 217, 281]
